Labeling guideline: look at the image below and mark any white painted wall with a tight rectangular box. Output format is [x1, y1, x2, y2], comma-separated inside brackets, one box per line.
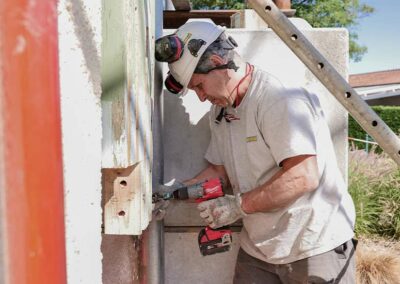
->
[163, 27, 349, 284]
[58, 0, 103, 283]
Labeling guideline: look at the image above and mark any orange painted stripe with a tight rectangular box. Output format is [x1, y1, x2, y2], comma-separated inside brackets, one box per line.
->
[0, 1, 67, 283]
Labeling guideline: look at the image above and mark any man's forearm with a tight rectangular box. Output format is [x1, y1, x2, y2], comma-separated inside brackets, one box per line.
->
[241, 155, 319, 214]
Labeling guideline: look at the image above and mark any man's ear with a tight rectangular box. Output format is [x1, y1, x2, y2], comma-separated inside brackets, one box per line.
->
[209, 54, 225, 66]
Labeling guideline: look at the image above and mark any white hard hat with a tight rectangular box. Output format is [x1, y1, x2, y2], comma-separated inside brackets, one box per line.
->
[168, 21, 225, 93]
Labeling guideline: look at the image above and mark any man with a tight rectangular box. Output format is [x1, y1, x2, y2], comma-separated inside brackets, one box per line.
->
[155, 20, 356, 283]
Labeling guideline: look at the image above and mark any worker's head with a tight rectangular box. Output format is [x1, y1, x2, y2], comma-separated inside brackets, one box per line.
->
[155, 20, 239, 105]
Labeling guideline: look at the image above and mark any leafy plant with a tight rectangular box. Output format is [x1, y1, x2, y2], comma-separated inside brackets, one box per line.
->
[191, 0, 246, 10]
[349, 150, 400, 239]
[292, 0, 374, 62]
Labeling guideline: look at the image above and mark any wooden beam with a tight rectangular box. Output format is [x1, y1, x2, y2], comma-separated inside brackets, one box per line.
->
[163, 9, 296, 29]
[103, 164, 145, 235]
[164, 10, 239, 29]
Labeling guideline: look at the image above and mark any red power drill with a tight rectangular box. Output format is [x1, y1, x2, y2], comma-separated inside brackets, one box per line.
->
[193, 179, 233, 256]
[153, 178, 233, 256]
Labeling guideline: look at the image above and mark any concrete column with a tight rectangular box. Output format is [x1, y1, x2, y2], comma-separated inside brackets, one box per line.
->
[58, 0, 103, 283]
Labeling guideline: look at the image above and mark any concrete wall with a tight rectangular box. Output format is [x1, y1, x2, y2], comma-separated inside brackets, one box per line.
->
[58, 0, 103, 283]
[59, 0, 159, 282]
[163, 27, 349, 284]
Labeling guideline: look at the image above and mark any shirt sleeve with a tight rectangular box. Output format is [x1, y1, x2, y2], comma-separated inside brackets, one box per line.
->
[259, 93, 318, 166]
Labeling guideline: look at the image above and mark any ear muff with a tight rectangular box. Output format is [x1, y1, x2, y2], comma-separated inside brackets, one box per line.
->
[165, 73, 183, 94]
[155, 35, 185, 63]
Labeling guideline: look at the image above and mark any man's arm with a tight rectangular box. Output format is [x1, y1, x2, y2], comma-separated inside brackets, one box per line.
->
[184, 162, 229, 186]
[241, 154, 319, 214]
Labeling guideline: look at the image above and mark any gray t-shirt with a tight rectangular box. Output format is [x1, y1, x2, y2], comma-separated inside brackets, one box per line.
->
[205, 68, 355, 264]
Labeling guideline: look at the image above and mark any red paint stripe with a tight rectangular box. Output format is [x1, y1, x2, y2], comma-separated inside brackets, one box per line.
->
[0, 1, 67, 283]
[173, 36, 183, 61]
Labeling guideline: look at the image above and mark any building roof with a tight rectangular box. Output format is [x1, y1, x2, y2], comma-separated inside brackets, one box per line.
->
[349, 69, 400, 88]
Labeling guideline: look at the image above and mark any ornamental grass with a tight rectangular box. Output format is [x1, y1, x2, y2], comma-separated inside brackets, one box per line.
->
[348, 149, 400, 283]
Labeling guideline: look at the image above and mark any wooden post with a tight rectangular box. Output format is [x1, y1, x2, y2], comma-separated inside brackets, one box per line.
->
[103, 165, 140, 234]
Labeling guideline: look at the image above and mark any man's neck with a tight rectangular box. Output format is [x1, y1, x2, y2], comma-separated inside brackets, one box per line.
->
[228, 61, 253, 107]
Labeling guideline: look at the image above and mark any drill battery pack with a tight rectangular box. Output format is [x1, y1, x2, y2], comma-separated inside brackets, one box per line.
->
[198, 226, 232, 256]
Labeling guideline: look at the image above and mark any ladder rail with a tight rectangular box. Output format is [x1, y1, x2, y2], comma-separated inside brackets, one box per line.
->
[248, 0, 400, 166]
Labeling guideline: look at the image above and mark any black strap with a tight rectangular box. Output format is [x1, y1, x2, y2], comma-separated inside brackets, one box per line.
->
[215, 107, 225, 124]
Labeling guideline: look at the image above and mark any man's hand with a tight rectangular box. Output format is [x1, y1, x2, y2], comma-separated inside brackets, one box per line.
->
[197, 194, 247, 228]
[152, 179, 185, 220]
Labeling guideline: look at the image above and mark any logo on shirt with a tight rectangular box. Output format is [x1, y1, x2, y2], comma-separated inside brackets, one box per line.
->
[246, 136, 257, 142]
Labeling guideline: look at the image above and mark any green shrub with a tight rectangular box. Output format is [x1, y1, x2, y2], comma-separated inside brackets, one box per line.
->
[349, 150, 400, 239]
[348, 106, 400, 152]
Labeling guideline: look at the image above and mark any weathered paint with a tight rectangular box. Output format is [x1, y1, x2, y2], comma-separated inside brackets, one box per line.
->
[102, 0, 154, 235]
[0, 0, 66, 283]
[58, 0, 103, 283]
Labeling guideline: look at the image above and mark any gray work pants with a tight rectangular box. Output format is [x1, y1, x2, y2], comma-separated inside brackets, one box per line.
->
[233, 239, 356, 284]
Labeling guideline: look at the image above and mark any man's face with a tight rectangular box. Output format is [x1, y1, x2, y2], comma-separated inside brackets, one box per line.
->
[188, 69, 233, 107]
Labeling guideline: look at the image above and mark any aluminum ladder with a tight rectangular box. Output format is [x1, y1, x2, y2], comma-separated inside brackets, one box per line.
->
[248, 0, 400, 166]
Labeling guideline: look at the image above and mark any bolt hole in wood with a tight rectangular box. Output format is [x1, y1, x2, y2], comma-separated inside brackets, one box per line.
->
[265, 5, 272, 11]
[120, 180, 127, 187]
[346, 92, 352, 98]
[318, 63, 324, 69]
[118, 211, 126, 216]
[291, 34, 298, 40]
[372, 121, 378, 127]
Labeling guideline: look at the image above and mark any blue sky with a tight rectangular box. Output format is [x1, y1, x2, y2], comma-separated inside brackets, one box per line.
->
[349, 0, 400, 74]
